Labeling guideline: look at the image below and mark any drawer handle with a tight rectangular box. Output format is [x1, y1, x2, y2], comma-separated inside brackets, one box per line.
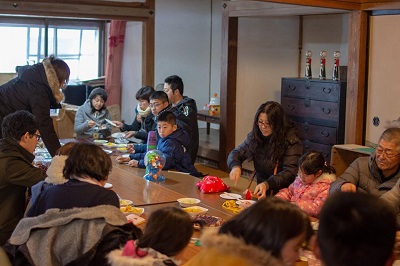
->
[287, 104, 295, 110]
[304, 99, 311, 107]
[306, 86, 310, 90]
[323, 87, 331, 94]
[288, 85, 296, 91]
[321, 107, 331, 114]
[320, 130, 330, 137]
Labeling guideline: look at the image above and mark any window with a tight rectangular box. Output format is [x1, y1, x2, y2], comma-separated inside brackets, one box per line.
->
[0, 17, 105, 82]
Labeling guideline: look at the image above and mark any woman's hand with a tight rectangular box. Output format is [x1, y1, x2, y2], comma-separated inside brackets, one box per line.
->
[113, 121, 123, 128]
[115, 156, 130, 164]
[229, 166, 242, 185]
[254, 182, 269, 199]
[87, 120, 97, 128]
[125, 131, 136, 138]
[127, 159, 139, 167]
[136, 114, 142, 123]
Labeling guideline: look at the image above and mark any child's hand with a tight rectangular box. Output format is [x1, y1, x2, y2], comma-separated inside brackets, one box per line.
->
[229, 167, 241, 185]
[116, 156, 130, 164]
[254, 182, 269, 199]
[127, 144, 135, 154]
[127, 159, 139, 167]
[87, 120, 97, 128]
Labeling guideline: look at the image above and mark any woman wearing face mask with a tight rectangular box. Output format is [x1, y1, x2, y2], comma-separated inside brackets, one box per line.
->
[74, 87, 111, 138]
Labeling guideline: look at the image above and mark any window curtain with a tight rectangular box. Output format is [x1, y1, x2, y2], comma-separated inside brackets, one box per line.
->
[105, 20, 126, 106]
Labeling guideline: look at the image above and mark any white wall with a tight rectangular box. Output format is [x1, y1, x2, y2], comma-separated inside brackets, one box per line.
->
[235, 16, 300, 144]
[301, 14, 349, 79]
[234, 14, 349, 145]
[366, 14, 400, 145]
[121, 0, 220, 128]
[121, 21, 143, 123]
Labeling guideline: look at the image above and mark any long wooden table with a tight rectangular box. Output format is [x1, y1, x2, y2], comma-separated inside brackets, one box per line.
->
[108, 157, 248, 263]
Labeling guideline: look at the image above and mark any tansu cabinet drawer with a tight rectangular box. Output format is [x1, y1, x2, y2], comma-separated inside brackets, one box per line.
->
[282, 78, 340, 102]
[294, 122, 337, 146]
[281, 97, 340, 123]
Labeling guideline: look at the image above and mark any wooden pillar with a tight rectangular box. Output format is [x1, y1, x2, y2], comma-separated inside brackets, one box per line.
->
[346, 10, 368, 144]
[142, 0, 155, 87]
[219, 8, 238, 171]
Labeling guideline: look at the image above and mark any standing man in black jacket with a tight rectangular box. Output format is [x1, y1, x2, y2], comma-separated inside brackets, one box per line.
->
[164, 75, 199, 164]
[0, 55, 70, 156]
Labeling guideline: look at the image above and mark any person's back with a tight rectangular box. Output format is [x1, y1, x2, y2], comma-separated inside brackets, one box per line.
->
[108, 207, 193, 266]
[26, 142, 119, 217]
[0, 110, 46, 246]
[315, 192, 397, 266]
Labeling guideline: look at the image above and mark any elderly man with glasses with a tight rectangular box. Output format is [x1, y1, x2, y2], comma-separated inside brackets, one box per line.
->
[330, 128, 400, 196]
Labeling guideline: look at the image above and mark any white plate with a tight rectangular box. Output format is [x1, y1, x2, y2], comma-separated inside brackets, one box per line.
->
[236, 199, 256, 209]
[93, 139, 108, 145]
[103, 149, 112, 154]
[104, 182, 113, 189]
[111, 132, 125, 138]
[220, 193, 242, 200]
[105, 118, 117, 127]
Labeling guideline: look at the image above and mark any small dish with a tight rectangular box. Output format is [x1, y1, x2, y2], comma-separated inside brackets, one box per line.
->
[182, 206, 208, 218]
[93, 139, 108, 145]
[117, 147, 128, 153]
[119, 199, 133, 206]
[177, 198, 201, 208]
[104, 182, 113, 189]
[220, 192, 242, 200]
[236, 199, 256, 209]
[103, 142, 117, 149]
[120, 206, 144, 216]
[111, 132, 125, 139]
[102, 149, 112, 154]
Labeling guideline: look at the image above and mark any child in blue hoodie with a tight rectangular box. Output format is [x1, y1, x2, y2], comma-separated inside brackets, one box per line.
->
[117, 111, 201, 177]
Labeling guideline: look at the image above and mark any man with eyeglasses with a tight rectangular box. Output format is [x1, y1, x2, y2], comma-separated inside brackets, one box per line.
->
[0, 110, 46, 246]
[330, 128, 400, 196]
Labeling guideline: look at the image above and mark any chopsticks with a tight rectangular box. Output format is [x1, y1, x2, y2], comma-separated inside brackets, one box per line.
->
[246, 170, 256, 191]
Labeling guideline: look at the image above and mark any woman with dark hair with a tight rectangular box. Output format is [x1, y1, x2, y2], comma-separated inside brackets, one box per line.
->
[113, 86, 155, 142]
[227, 101, 303, 198]
[74, 87, 111, 138]
[108, 207, 193, 266]
[184, 197, 313, 266]
[26, 142, 118, 217]
[0, 55, 70, 156]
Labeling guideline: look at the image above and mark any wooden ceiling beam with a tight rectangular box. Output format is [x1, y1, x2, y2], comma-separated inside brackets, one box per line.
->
[0, 0, 154, 21]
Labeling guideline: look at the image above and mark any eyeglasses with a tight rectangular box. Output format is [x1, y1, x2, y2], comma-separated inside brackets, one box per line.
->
[32, 133, 41, 141]
[375, 147, 400, 159]
[257, 120, 270, 128]
[150, 102, 165, 109]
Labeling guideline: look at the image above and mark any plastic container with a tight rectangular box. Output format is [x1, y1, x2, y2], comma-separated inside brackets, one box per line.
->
[208, 93, 220, 116]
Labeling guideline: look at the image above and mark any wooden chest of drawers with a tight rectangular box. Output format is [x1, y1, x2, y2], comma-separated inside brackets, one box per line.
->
[281, 78, 347, 162]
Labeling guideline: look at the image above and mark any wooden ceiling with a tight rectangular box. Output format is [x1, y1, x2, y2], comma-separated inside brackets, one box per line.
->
[224, 0, 400, 17]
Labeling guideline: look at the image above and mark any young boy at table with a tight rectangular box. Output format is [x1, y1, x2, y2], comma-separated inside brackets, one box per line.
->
[116, 111, 201, 177]
[313, 192, 397, 266]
